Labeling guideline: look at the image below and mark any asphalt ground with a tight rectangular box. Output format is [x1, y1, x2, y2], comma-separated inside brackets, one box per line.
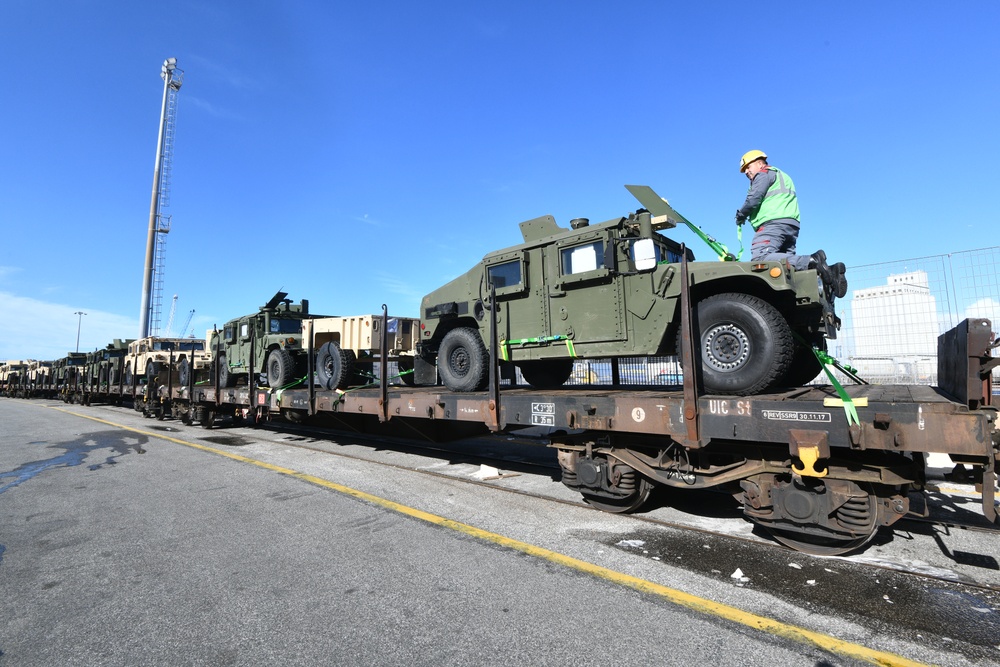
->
[1, 398, 997, 666]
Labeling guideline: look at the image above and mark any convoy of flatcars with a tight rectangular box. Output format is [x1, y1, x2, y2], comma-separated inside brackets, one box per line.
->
[2, 186, 998, 556]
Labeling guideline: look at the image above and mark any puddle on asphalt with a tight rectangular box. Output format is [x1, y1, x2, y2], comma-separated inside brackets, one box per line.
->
[0, 431, 148, 495]
[602, 525, 1000, 660]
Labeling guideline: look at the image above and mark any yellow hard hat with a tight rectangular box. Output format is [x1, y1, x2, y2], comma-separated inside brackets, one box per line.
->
[740, 149, 767, 172]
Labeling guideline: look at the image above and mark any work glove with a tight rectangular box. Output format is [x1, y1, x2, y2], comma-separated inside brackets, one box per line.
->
[735, 210, 747, 225]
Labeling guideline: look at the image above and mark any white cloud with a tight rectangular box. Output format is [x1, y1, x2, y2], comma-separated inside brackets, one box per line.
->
[0, 292, 138, 362]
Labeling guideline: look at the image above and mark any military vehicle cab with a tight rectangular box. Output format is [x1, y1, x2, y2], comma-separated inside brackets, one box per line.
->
[417, 185, 841, 396]
[124, 336, 209, 387]
[212, 291, 327, 388]
[1, 360, 29, 395]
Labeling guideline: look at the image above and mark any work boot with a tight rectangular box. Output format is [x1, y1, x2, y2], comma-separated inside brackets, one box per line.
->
[810, 250, 835, 288]
[832, 262, 848, 298]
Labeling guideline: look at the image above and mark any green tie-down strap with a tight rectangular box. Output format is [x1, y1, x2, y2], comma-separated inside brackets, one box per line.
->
[268, 375, 308, 403]
[500, 335, 577, 361]
[811, 346, 861, 426]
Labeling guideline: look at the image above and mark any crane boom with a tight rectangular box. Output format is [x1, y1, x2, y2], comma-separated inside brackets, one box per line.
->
[179, 309, 195, 338]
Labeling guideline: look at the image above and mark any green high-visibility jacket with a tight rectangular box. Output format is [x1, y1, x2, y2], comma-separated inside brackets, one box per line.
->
[748, 166, 800, 231]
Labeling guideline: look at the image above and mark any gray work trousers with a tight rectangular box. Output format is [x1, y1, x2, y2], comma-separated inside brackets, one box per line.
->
[750, 219, 811, 270]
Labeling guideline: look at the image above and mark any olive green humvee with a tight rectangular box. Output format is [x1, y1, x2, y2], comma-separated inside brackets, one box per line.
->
[416, 185, 841, 396]
[211, 291, 328, 388]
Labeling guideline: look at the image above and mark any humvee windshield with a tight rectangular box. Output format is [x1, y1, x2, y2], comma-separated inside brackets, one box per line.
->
[270, 319, 302, 334]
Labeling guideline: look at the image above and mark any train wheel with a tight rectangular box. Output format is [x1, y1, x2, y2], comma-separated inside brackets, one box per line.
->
[767, 524, 879, 557]
[762, 481, 881, 556]
[438, 327, 489, 392]
[582, 477, 653, 514]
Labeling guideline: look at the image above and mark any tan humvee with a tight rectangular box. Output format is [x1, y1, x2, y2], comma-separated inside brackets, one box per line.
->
[123, 336, 210, 386]
[303, 315, 419, 390]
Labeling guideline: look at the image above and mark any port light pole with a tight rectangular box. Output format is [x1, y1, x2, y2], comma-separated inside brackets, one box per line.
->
[74, 311, 87, 353]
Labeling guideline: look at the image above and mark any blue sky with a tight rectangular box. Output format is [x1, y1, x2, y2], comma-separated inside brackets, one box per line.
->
[1, 1, 998, 360]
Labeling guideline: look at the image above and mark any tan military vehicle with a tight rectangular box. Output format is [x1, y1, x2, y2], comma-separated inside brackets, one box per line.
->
[304, 315, 419, 389]
[123, 336, 210, 387]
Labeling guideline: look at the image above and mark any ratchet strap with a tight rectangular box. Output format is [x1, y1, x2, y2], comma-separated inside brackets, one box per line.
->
[499, 335, 577, 361]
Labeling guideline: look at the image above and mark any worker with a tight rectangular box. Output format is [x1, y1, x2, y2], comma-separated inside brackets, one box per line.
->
[735, 150, 847, 298]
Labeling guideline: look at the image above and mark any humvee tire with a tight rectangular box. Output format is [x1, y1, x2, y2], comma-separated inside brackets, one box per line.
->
[691, 293, 793, 395]
[316, 341, 356, 390]
[397, 355, 415, 386]
[519, 359, 575, 389]
[780, 337, 825, 388]
[267, 349, 297, 388]
[439, 327, 489, 392]
[177, 357, 191, 386]
[218, 353, 236, 388]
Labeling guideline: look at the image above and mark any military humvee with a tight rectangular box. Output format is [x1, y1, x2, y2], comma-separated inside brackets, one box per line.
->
[304, 314, 419, 390]
[417, 185, 841, 396]
[124, 336, 208, 387]
[212, 291, 326, 388]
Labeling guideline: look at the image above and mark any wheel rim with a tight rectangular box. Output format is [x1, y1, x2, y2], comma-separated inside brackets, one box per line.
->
[703, 323, 750, 372]
[448, 347, 471, 377]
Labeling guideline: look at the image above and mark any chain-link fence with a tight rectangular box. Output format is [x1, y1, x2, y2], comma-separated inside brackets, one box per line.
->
[834, 246, 1000, 387]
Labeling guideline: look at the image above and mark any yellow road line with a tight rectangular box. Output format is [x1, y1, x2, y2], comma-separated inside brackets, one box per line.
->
[52, 407, 929, 667]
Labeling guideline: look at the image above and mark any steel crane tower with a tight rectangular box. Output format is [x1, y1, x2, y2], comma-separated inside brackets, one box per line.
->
[139, 57, 184, 338]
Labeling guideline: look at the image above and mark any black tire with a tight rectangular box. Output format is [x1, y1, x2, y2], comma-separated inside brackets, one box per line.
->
[218, 354, 235, 388]
[146, 360, 161, 381]
[267, 349, 297, 388]
[123, 363, 133, 386]
[780, 337, 825, 388]
[689, 293, 793, 395]
[178, 357, 191, 386]
[396, 355, 415, 386]
[438, 327, 489, 392]
[518, 359, 574, 389]
[316, 341, 356, 390]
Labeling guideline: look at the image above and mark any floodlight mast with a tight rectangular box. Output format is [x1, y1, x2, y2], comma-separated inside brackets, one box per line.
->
[138, 57, 183, 338]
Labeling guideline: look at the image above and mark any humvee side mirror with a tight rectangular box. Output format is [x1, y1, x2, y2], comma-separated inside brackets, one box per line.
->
[633, 238, 657, 271]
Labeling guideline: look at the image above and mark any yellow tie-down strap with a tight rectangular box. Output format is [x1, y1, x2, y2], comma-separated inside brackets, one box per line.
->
[500, 335, 576, 362]
[823, 397, 868, 408]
